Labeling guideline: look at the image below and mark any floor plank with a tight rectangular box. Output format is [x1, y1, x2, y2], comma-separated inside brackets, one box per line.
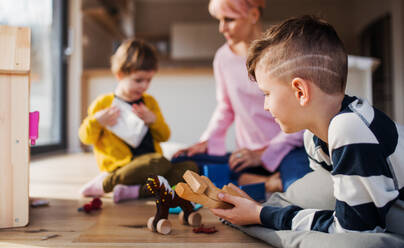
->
[0, 153, 271, 247]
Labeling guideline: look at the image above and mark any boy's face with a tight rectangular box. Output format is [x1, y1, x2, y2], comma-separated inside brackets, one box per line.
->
[255, 64, 302, 133]
[118, 70, 155, 101]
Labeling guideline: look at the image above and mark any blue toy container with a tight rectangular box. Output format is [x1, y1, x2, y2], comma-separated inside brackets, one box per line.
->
[203, 164, 266, 202]
[239, 183, 266, 202]
[203, 163, 232, 189]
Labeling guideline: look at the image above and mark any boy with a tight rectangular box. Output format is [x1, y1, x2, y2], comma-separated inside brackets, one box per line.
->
[79, 39, 198, 203]
[211, 15, 404, 233]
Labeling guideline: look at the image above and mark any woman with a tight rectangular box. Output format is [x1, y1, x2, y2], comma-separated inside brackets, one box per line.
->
[173, 0, 310, 192]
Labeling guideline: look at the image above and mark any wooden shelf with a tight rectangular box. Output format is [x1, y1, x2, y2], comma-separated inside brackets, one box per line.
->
[83, 7, 125, 39]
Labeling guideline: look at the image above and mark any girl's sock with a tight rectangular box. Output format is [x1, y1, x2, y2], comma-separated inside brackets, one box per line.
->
[113, 184, 140, 203]
[79, 172, 108, 197]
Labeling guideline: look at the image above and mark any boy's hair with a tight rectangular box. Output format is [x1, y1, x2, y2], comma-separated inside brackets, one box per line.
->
[111, 39, 158, 76]
[247, 15, 347, 94]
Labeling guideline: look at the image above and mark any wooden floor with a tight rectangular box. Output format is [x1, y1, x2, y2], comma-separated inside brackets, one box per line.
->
[0, 153, 271, 247]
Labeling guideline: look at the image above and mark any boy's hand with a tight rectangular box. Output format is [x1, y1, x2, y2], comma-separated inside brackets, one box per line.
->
[210, 193, 263, 226]
[94, 106, 120, 127]
[229, 148, 264, 172]
[132, 103, 156, 124]
[226, 183, 254, 201]
[172, 141, 208, 158]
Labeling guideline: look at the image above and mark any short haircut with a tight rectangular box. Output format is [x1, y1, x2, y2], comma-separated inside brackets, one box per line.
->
[247, 15, 347, 94]
[111, 39, 158, 76]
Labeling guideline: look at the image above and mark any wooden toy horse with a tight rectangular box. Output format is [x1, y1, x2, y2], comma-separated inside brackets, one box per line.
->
[146, 175, 202, 234]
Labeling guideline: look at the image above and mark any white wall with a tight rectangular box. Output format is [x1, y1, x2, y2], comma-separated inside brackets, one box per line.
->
[148, 74, 236, 150]
[83, 71, 235, 158]
[346, 55, 380, 103]
[85, 70, 237, 151]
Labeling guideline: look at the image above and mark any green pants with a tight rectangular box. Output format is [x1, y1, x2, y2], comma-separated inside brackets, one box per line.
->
[102, 153, 198, 198]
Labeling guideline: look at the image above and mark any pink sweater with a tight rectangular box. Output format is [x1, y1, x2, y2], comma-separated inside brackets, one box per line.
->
[200, 44, 304, 172]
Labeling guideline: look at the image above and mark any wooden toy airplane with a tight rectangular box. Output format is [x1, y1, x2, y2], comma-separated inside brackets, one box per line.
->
[175, 170, 246, 209]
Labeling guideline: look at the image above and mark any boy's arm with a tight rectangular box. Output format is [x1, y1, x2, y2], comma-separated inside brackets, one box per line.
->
[210, 184, 333, 231]
[253, 153, 396, 233]
[260, 113, 399, 233]
[210, 193, 264, 226]
[147, 96, 170, 142]
[199, 57, 234, 155]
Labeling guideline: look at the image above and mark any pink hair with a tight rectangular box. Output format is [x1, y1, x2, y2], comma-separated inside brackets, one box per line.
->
[208, 0, 266, 19]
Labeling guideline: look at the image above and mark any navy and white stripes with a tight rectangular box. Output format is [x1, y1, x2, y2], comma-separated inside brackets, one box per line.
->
[260, 95, 404, 233]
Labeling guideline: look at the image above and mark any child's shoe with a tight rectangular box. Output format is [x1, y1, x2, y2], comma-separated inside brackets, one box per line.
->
[79, 172, 108, 197]
[113, 184, 140, 203]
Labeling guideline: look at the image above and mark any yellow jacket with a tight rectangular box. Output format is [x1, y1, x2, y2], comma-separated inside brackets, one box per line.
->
[79, 93, 170, 172]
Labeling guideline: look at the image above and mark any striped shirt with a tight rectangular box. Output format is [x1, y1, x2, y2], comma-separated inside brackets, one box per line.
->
[260, 95, 404, 233]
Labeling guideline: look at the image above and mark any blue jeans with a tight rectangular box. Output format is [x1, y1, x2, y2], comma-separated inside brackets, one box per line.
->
[171, 153, 231, 172]
[171, 147, 311, 191]
[277, 147, 311, 190]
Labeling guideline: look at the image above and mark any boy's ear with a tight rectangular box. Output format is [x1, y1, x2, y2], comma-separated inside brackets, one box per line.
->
[291, 77, 310, 106]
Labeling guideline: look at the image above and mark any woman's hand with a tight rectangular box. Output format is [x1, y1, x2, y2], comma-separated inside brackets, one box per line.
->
[94, 106, 120, 127]
[210, 192, 263, 226]
[229, 148, 265, 172]
[172, 141, 208, 158]
[132, 103, 156, 125]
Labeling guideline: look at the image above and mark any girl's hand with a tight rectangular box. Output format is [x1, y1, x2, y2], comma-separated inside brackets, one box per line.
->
[172, 141, 208, 158]
[132, 103, 156, 124]
[229, 148, 265, 172]
[94, 106, 120, 127]
[210, 193, 263, 226]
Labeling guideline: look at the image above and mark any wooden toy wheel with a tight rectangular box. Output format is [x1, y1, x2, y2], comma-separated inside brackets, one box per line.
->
[156, 219, 172, 235]
[178, 211, 186, 224]
[188, 212, 202, 227]
[147, 217, 155, 232]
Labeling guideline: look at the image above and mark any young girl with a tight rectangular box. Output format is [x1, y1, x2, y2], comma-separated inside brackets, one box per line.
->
[79, 39, 198, 203]
[173, 0, 310, 193]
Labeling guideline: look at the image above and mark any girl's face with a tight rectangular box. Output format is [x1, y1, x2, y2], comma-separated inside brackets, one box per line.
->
[217, 15, 255, 47]
[117, 70, 155, 101]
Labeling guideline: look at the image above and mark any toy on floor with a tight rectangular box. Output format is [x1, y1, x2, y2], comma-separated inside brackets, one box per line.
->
[175, 170, 246, 209]
[193, 224, 218, 234]
[146, 176, 202, 235]
[30, 199, 49, 208]
[78, 198, 102, 213]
